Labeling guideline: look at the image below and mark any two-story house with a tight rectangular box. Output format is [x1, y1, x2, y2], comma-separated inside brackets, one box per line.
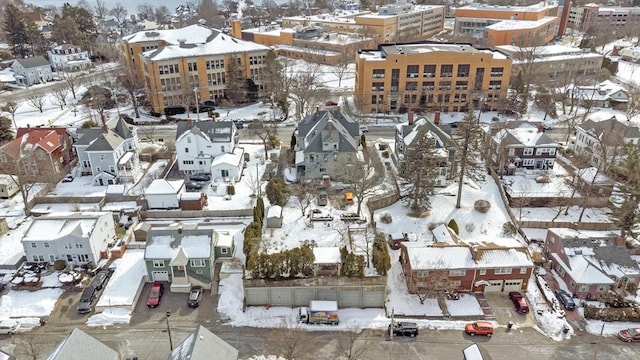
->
[74, 116, 140, 185]
[574, 116, 640, 169]
[545, 228, 640, 300]
[295, 108, 361, 180]
[21, 212, 116, 266]
[488, 123, 559, 175]
[47, 44, 91, 71]
[175, 120, 239, 177]
[11, 56, 52, 87]
[144, 223, 235, 292]
[568, 80, 630, 109]
[395, 115, 454, 186]
[0, 128, 75, 182]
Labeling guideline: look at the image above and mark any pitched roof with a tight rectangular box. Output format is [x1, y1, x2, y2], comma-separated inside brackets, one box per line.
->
[176, 120, 234, 143]
[0, 129, 63, 158]
[298, 110, 360, 153]
[493, 124, 558, 147]
[46, 328, 118, 360]
[145, 225, 215, 260]
[169, 325, 238, 360]
[579, 116, 640, 140]
[14, 56, 50, 68]
[85, 131, 125, 151]
[146, 179, 184, 194]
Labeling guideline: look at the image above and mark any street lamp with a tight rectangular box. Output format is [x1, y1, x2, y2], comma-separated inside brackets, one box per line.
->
[194, 88, 200, 121]
[165, 311, 173, 351]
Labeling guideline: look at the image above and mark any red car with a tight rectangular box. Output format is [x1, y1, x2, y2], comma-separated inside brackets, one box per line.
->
[146, 282, 164, 308]
[465, 321, 494, 337]
[618, 328, 640, 342]
[508, 291, 530, 314]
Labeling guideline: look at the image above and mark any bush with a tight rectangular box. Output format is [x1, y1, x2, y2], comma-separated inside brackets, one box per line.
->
[379, 212, 392, 224]
[427, 222, 438, 231]
[465, 223, 476, 233]
[81, 119, 99, 128]
[227, 184, 235, 195]
[381, 150, 389, 158]
[53, 260, 66, 271]
[447, 219, 459, 235]
[474, 200, 491, 213]
[502, 222, 518, 236]
[266, 178, 288, 206]
[372, 232, 391, 276]
[492, 116, 500, 122]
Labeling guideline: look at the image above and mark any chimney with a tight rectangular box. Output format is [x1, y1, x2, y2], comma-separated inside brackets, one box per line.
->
[178, 225, 183, 234]
[537, 124, 544, 133]
[327, 121, 333, 136]
[434, 111, 440, 125]
[408, 109, 414, 125]
[101, 114, 109, 133]
[177, 38, 186, 46]
[316, 106, 320, 113]
[614, 236, 626, 247]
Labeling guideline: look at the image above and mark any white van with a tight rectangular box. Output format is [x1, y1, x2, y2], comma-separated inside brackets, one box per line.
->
[463, 344, 484, 360]
[0, 320, 19, 335]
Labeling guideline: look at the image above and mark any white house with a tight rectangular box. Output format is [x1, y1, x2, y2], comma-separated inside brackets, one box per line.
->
[574, 116, 640, 168]
[47, 44, 91, 71]
[74, 117, 140, 185]
[21, 212, 116, 265]
[568, 80, 630, 108]
[11, 56, 52, 86]
[145, 179, 184, 209]
[620, 46, 640, 63]
[0, 174, 19, 199]
[210, 147, 245, 182]
[175, 120, 237, 175]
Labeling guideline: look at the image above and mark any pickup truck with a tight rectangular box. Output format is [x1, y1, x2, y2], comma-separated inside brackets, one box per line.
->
[388, 321, 419, 337]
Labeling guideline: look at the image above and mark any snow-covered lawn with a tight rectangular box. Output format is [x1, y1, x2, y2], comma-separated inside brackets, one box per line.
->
[517, 206, 612, 223]
[501, 163, 574, 198]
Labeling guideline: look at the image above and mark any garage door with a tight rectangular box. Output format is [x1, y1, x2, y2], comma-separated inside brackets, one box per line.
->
[484, 280, 503, 292]
[503, 280, 523, 292]
[152, 271, 169, 282]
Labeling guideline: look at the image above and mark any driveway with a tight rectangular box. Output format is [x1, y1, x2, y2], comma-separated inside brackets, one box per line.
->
[483, 293, 536, 328]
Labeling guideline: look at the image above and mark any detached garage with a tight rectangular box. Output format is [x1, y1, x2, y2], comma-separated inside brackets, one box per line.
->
[145, 179, 184, 209]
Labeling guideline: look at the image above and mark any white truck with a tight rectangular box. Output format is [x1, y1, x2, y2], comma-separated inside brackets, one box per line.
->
[298, 300, 339, 325]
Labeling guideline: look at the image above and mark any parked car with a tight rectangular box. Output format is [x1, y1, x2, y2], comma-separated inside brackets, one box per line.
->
[146, 282, 164, 308]
[618, 328, 640, 342]
[554, 289, 576, 310]
[189, 173, 211, 182]
[187, 286, 203, 308]
[185, 181, 203, 191]
[465, 321, 494, 337]
[359, 125, 369, 133]
[62, 174, 74, 183]
[77, 286, 97, 314]
[388, 321, 419, 337]
[0, 320, 19, 335]
[190, 104, 215, 113]
[90, 270, 110, 291]
[164, 105, 186, 116]
[202, 100, 216, 107]
[508, 291, 529, 314]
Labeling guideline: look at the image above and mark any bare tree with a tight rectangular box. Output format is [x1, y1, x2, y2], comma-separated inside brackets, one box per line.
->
[62, 71, 83, 100]
[290, 181, 317, 216]
[331, 50, 353, 89]
[94, 0, 109, 20]
[110, 3, 128, 24]
[265, 319, 314, 360]
[117, 55, 144, 118]
[625, 83, 640, 121]
[27, 95, 46, 113]
[414, 269, 450, 304]
[337, 157, 379, 217]
[16, 333, 45, 360]
[336, 326, 369, 360]
[1, 100, 22, 129]
[287, 60, 328, 121]
[52, 85, 70, 110]
[247, 122, 277, 158]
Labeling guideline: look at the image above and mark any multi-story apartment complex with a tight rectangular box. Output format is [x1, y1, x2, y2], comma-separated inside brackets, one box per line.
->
[454, 3, 560, 47]
[281, 3, 445, 44]
[121, 22, 270, 114]
[568, 4, 640, 33]
[354, 42, 512, 114]
[495, 45, 603, 85]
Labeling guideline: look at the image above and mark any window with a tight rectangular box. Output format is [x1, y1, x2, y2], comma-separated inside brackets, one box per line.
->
[185, 147, 189, 153]
[33, 255, 44, 262]
[490, 67, 504, 76]
[440, 64, 453, 77]
[100, 155, 105, 161]
[520, 267, 527, 274]
[221, 248, 229, 254]
[67, 255, 73, 261]
[153, 260, 165, 268]
[523, 148, 533, 156]
[449, 269, 466, 277]
[44, 242, 50, 248]
[221, 169, 229, 177]
[31, 242, 37, 248]
[64, 243, 72, 249]
[457, 64, 470, 77]
[417, 270, 429, 277]
[508, 148, 515, 156]
[190, 259, 206, 267]
[494, 267, 512, 275]
[75, 243, 83, 249]
[522, 159, 535, 167]
[479, 269, 486, 275]
[578, 284, 588, 292]
[195, 270, 204, 275]
[372, 69, 385, 78]
[187, 137, 192, 143]
[183, 160, 194, 165]
[221, 146, 225, 152]
[450, 280, 461, 287]
[423, 64, 436, 77]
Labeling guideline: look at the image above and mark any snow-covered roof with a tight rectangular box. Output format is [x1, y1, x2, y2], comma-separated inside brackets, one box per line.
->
[216, 231, 234, 248]
[493, 124, 558, 147]
[146, 179, 183, 194]
[169, 325, 238, 360]
[267, 205, 282, 218]
[405, 246, 474, 270]
[105, 184, 125, 195]
[46, 328, 118, 360]
[551, 253, 615, 285]
[23, 212, 108, 241]
[122, 24, 214, 44]
[474, 248, 533, 268]
[313, 247, 341, 264]
[180, 192, 203, 201]
[431, 224, 457, 244]
[145, 227, 215, 260]
[211, 149, 243, 167]
[486, 16, 556, 31]
[570, 80, 629, 103]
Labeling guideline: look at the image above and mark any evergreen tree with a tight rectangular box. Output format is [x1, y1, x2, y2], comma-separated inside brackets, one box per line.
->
[453, 110, 484, 209]
[2, 5, 29, 58]
[0, 116, 14, 143]
[403, 127, 440, 212]
[225, 55, 247, 104]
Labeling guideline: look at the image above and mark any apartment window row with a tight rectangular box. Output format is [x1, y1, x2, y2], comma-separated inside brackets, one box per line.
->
[207, 72, 226, 86]
[187, 62, 198, 72]
[162, 95, 182, 106]
[205, 59, 225, 70]
[160, 77, 181, 92]
[249, 55, 266, 65]
[159, 64, 179, 75]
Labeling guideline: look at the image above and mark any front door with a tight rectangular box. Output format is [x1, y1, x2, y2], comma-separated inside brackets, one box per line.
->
[49, 255, 55, 263]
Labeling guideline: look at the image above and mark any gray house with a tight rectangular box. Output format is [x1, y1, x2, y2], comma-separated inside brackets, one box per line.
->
[144, 223, 235, 293]
[74, 117, 140, 185]
[46, 328, 118, 360]
[169, 325, 238, 360]
[294, 109, 361, 179]
[21, 212, 116, 266]
[11, 56, 52, 86]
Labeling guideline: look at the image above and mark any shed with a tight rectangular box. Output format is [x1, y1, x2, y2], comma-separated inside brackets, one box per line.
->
[145, 179, 184, 209]
[0, 175, 19, 199]
[266, 205, 283, 228]
[313, 247, 341, 276]
[133, 222, 152, 241]
[0, 218, 8, 236]
[180, 192, 207, 210]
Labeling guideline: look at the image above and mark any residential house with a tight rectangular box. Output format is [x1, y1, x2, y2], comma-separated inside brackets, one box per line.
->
[145, 179, 185, 209]
[620, 46, 640, 63]
[545, 228, 640, 300]
[47, 44, 91, 71]
[294, 108, 361, 180]
[74, 116, 140, 185]
[0, 128, 75, 183]
[400, 225, 533, 293]
[574, 117, 640, 169]
[488, 123, 559, 175]
[175, 120, 238, 176]
[313, 247, 341, 276]
[21, 212, 116, 266]
[169, 325, 238, 360]
[210, 147, 245, 182]
[11, 56, 52, 86]
[0, 174, 19, 198]
[395, 114, 454, 186]
[46, 328, 118, 360]
[144, 223, 234, 292]
[568, 80, 630, 109]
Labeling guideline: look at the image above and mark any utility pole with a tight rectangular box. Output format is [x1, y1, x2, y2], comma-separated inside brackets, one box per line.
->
[165, 311, 173, 351]
[194, 87, 200, 121]
[593, 323, 604, 360]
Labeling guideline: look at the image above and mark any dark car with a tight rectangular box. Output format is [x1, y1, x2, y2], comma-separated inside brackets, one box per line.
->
[189, 173, 211, 182]
[554, 289, 576, 310]
[388, 322, 419, 337]
[190, 104, 216, 113]
[202, 100, 216, 107]
[185, 181, 203, 191]
[62, 174, 74, 183]
[508, 291, 529, 314]
[187, 286, 203, 308]
[90, 270, 110, 291]
[77, 286, 97, 314]
[146, 282, 164, 308]
[618, 328, 640, 342]
[164, 105, 186, 116]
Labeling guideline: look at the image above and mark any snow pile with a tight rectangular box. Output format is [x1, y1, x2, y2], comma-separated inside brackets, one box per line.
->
[0, 288, 63, 318]
[87, 307, 132, 327]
